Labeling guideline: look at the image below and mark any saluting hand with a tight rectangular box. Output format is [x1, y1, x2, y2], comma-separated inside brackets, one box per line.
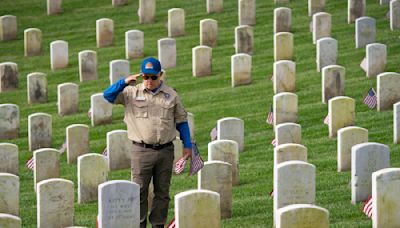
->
[125, 73, 142, 85]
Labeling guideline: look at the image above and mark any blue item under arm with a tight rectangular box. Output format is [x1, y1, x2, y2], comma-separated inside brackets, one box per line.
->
[176, 121, 192, 149]
[103, 78, 128, 103]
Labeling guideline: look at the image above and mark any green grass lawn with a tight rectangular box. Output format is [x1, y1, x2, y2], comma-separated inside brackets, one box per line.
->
[1, 0, 399, 227]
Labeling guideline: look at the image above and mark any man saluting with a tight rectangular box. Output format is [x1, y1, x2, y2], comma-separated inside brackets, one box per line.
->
[103, 57, 192, 228]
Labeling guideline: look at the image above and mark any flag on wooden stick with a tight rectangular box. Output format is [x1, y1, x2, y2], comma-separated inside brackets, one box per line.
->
[323, 114, 329, 125]
[174, 157, 186, 175]
[266, 105, 273, 125]
[363, 196, 373, 218]
[363, 88, 377, 109]
[26, 157, 34, 170]
[190, 143, 204, 176]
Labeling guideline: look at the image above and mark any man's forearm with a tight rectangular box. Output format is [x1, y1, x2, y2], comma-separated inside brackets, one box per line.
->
[103, 78, 127, 103]
[176, 121, 192, 149]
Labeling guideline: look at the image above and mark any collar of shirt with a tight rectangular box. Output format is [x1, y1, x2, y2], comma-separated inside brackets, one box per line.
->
[139, 81, 165, 95]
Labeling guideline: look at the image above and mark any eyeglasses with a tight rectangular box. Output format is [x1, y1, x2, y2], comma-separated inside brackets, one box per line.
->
[143, 75, 159, 80]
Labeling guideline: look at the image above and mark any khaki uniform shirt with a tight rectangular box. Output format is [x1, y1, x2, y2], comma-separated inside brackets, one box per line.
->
[115, 82, 187, 145]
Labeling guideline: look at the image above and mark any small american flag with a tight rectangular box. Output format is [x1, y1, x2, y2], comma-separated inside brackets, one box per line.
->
[266, 106, 273, 125]
[363, 88, 377, 109]
[87, 108, 92, 119]
[167, 217, 176, 228]
[210, 126, 218, 141]
[190, 143, 204, 176]
[59, 140, 67, 154]
[363, 196, 373, 218]
[323, 114, 329, 125]
[102, 148, 108, 156]
[26, 157, 34, 170]
[271, 138, 277, 147]
[174, 157, 186, 174]
[269, 189, 274, 199]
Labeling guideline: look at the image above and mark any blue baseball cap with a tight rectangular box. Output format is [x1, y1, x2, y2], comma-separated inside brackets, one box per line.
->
[141, 57, 162, 76]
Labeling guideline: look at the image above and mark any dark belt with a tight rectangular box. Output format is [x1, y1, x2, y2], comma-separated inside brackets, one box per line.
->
[132, 141, 173, 150]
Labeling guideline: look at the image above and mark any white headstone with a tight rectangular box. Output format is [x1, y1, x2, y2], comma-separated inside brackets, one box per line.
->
[273, 92, 298, 126]
[125, 30, 144, 59]
[351, 142, 390, 204]
[235, 25, 253, 55]
[50, 40, 68, 70]
[316, 37, 337, 72]
[337, 126, 368, 172]
[377, 72, 400, 111]
[348, 0, 366, 24]
[27, 72, 47, 104]
[91, 93, 112, 127]
[0, 15, 17, 41]
[274, 7, 291, 34]
[208, 140, 240, 185]
[274, 161, 315, 225]
[138, 0, 155, 24]
[355, 17, 376, 48]
[98, 180, 140, 228]
[66, 124, 89, 164]
[24, 28, 42, 56]
[231, 53, 252, 87]
[37, 178, 74, 228]
[158, 38, 176, 69]
[0, 173, 19, 216]
[0, 143, 18, 175]
[47, 0, 62, 15]
[390, 0, 400, 30]
[273, 60, 295, 94]
[192, 45, 212, 77]
[200, 19, 218, 47]
[328, 96, 355, 138]
[207, 0, 223, 13]
[175, 190, 220, 228]
[309, 0, 326, 16]
[365, 43, 386, 78]
[321, 65, 345, 103]
[372, 168, 400, 227]
[188, 112, 195, 141]
[168, 8, 185, 37]
[78, 153, 108, 204]
[274, 143, 307, 167]
[57, 83, 79, 116]
[109, 60, 130, 85]
[0, 104, 19, 140]
[112, 0, 128, 7]
[107, 130, 132, 171]
[0, 62, 18, 92]
[0, 213, 21, 228]
[313, 12, 331, 44]
[34, 148, 60, 191]
[277, 204, 329, 228]
[79, 50, 98, 82]
[275, 123, 301, 146]
[239, 0, 256, 26]
[198, 161, 232, 218]
[394, 102, 400, 144]
[274, 32, 293, 61]
[96, 18, 114, 48]
[28, 113, 52, 151]
[217, 117, 244, 152]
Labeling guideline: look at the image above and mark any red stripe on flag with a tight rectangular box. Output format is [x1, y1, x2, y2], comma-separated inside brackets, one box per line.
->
[175, 157, 186, 174]
[26, 157, 34, 170]
[167, 217, 176, 228]
[362, 196, 373, 218]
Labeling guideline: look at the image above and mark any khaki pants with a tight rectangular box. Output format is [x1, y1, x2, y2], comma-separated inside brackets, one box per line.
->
[131, 143, 174, 228]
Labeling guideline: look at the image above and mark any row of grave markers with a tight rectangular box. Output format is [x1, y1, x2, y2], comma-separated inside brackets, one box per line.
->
[268, 0, 400, 227]
[0, 116, 245, 227]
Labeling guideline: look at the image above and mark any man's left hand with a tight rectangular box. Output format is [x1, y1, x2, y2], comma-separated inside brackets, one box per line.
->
[183, 148, 191, 160]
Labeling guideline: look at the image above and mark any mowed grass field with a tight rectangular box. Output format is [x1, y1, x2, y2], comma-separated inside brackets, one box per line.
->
[1, 0, 400, 227]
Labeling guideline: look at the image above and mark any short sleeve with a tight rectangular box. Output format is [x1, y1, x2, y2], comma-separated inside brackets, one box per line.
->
[174, 95, 188, 123]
